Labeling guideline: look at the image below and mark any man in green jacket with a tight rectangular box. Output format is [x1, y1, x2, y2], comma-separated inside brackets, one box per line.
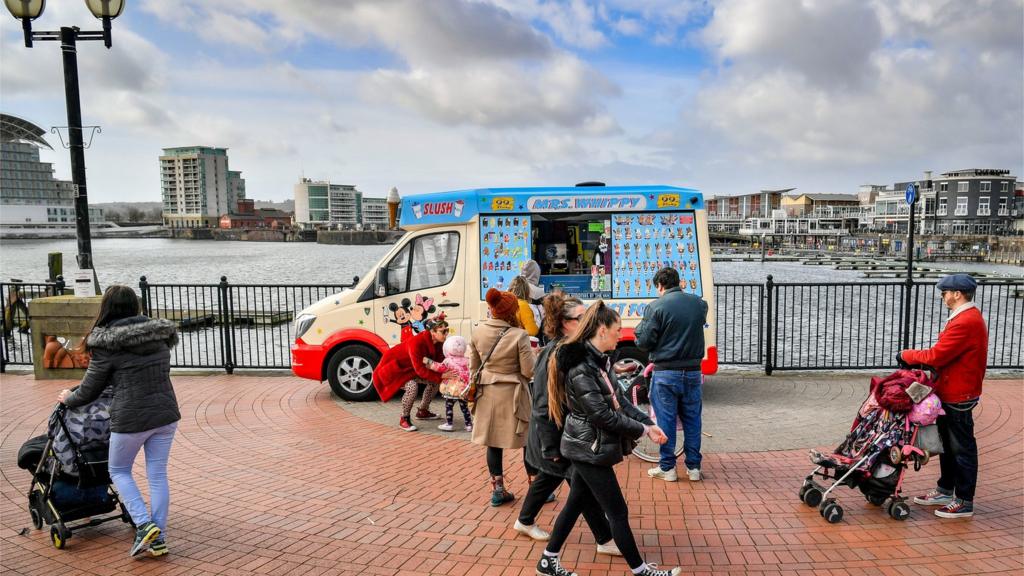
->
[635, 267, 708, 482]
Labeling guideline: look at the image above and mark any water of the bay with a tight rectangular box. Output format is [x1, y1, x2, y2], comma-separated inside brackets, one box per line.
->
[2, 238, 1020, 285]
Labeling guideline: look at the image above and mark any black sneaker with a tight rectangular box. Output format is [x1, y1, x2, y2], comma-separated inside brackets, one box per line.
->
[536, 555, 577, 576]
[130, 522, 161, 558]
[149, 537, 168, 557]
[636, 563, 682, 576]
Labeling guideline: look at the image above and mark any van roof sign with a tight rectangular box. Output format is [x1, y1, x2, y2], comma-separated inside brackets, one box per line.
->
[400, 185, 702, 226]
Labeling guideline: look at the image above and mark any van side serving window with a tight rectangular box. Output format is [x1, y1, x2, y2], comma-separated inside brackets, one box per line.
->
[384, 232, 460, 295]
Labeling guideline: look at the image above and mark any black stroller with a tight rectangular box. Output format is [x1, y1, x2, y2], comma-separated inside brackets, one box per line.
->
[17, 401, 132, 549]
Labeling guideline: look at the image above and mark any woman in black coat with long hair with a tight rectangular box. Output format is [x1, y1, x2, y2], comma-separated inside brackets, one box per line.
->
[534, 301, 680, 576]
[514, 293, 618, 556]
[58, 285, 180, 559]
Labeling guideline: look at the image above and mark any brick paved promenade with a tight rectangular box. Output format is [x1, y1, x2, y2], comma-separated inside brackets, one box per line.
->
[1, 372, 1021, 575]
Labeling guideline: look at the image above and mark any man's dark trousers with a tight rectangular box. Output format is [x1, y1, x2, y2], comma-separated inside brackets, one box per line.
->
[936, 399, 979, 502]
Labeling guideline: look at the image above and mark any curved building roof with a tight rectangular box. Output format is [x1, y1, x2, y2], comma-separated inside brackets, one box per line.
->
[0, 113, 52, 150]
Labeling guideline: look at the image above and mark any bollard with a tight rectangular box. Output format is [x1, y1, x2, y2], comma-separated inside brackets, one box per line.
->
[765, 274, 774, 376]
[47, 253, 63, 284]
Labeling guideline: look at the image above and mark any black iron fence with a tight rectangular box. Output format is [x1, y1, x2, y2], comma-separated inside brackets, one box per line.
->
[2, 276, 1021, 374]
[0, 278, 64, 369]
[762, 277, 1022, 372]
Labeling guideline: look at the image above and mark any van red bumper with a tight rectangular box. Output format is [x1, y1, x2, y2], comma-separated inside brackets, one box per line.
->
[290, 338, 325, 381]
[701, 345, 719, 375]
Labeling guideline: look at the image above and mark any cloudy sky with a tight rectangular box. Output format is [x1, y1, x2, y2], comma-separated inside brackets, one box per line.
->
[2, 0, 1021, 203]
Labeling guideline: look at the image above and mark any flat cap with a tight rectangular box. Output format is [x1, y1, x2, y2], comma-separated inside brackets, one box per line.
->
[936, 273, 977, 293]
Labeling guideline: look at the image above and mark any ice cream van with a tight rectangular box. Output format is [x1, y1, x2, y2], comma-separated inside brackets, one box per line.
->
[291, 183, 716, 400]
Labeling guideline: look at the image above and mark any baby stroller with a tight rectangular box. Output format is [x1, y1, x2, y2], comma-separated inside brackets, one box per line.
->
[614, 358, 685, 463]
[798, 368, 941, 524]
[17, 396, 132, 549]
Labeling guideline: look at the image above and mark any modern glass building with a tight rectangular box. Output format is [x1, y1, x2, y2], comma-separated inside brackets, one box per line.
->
[294, 178, 387, 229]
[0, 113, 104, 228]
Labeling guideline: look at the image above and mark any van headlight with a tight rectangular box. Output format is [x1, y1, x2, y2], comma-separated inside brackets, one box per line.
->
[294, 313, 316, 340]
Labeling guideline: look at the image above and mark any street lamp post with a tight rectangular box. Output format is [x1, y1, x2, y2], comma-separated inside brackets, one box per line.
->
[5, 0, 124, 275]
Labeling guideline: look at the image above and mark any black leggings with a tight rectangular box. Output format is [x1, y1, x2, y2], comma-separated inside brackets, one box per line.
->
[545, 461, 643, 569]
[519, 472, 612, 545]
[486, 447, 539, 477]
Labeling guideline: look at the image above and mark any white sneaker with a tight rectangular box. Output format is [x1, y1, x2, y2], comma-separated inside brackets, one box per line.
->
[513, 519, 550, 541]
[596, 540, 622, 556]
[647, 466, 678, 482]
[687, 468, 702, 482]
[438, 422, 454, 432]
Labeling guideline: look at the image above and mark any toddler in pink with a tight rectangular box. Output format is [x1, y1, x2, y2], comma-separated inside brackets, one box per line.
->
[424, 335, 473, 432]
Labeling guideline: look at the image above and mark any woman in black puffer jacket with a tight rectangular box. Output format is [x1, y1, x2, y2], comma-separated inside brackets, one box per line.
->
[534, 301, 680, 576]
[58, 285, 180, 559]
[515, 293, 616, 555]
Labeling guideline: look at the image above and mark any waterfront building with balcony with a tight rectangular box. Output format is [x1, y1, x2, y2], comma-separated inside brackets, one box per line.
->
[293, 178, 387, 229]
[706, 189, 788, 232]
[1, 113, 104, 231]
[781, 193, 861, 217]
[160, 146, 240, 229]
[870, 169, 1017, 235]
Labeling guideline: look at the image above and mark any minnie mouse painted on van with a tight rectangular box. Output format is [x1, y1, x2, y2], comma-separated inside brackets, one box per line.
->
[291, 184, 717, 400]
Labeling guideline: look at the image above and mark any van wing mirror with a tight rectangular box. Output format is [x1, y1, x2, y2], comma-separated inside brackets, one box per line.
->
[375, 268, 387, 298]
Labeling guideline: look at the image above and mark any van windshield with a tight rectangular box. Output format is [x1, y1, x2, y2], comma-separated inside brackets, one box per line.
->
[479, 211, 702, 300]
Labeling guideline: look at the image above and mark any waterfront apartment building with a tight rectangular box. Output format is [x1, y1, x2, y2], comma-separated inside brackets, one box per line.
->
[293, 178, 388, 229]
[160, 147, 244, 228]
[1, 113, 104, 229]
[871, 169, 1018, 235]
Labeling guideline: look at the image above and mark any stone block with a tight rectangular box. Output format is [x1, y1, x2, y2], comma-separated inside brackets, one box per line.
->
[28, 295, 101, 380]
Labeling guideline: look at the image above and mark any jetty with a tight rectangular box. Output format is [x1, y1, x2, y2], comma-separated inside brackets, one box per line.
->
[152, 308, 293, 330]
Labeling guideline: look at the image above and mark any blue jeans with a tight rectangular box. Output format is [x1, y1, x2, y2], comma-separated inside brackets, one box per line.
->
[108, 422, 177, 533]
[651, 370, 702, 471]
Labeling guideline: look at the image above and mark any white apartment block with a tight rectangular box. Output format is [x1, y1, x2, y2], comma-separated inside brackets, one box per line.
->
[160, 146, 239, 228]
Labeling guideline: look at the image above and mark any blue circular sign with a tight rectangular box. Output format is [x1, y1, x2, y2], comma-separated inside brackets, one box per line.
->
[905, 183, 918, 205]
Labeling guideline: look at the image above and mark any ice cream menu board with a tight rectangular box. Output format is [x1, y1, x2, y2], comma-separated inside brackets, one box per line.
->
[480, 215, 532, 298]
[611, 212, 703, 299]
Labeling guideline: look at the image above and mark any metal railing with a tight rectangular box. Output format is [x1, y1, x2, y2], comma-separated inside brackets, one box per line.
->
[139, 276, 360, 372]
[764, 276, 1023, 372]
[1, 278, 64, 371]
[3, 276, 1021, 375]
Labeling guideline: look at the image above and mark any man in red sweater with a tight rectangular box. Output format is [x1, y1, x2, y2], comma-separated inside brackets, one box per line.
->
[899, 274, 987, 519]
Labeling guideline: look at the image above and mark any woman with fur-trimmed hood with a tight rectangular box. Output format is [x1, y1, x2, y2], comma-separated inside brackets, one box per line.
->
[58, 285, 180, 559]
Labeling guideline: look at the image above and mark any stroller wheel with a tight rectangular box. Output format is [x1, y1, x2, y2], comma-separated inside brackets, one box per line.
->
[803, 487, 823, 508]
[887, 446, 902, 466]
[50, 525, 70, 549]
[889, 501, 911, 521]
[821, 501, 844, 524]
[29, 505, 43, 530]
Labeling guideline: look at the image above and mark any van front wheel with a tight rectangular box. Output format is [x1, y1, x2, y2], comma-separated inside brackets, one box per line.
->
[327, 345, 380, 401]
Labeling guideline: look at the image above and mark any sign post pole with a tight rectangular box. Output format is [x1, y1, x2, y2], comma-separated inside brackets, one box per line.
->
[902, 183, 918, 349]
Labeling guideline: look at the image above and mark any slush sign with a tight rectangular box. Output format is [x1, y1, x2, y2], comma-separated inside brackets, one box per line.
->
[411, 200, 466, 219]
[527, 195, 646, 212]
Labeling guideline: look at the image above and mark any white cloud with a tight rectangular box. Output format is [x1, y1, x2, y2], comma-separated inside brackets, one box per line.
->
[364, 54, 620, 131]
[683, 0, 1023, 182]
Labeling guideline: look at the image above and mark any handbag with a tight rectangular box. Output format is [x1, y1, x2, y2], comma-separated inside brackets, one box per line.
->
[599, 370, 638, 455]
[914, 423, 944, 455]
[467, 327, 510, 408]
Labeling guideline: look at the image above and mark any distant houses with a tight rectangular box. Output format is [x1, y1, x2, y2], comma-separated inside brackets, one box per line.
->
[706, 168, 1022, 238]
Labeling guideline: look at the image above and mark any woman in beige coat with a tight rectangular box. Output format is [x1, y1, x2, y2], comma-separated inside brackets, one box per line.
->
[471, 288, 535, 506]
